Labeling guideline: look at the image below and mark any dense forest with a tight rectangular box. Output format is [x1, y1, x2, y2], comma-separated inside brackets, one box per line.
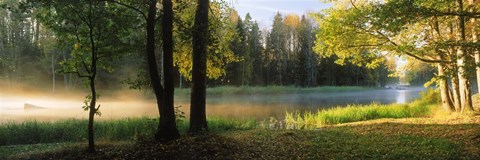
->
[0, 0, 395, 92]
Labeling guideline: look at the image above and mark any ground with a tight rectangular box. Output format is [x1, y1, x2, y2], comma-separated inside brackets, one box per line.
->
[4, 114, 480, 160]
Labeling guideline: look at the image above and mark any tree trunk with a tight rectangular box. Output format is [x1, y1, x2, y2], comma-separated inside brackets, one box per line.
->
[144, 1, 166, 134]
[451, 67, 462, 111]
[87, 7, 98, 151]
[456, 0, 474, 112]
[51, 52, 55, 94]
[189, 0, 209, 133]
[87, 77, 96, 153]
[156, 0, 180, 141]
[34, 14, 40, 45]
[438, 63, 455, 112]
[470, 0, 480, 94]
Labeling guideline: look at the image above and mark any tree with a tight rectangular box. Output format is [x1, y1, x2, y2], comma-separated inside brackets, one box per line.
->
[37, 0, 135, 152]
[158, 0, 180, 141]
[225, 15, 251, 86]
[249, 20, 264, 86]
[284, 13, 300, 84]
[315, 0, 480, 113]
[295, 15, 317, 87]
[0, 1, 44, 88]
[455, 0, 473, 112]
[189, 0, 209, 133]
[267, 12, 287, 85]
[106, 0, 180, 141]
[173, 0, 238, 82]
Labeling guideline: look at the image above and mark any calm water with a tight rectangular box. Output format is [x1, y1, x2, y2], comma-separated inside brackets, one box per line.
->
[0, 87, 425, 122]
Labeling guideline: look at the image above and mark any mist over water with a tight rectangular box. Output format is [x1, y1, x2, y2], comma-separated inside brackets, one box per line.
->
[0, 86, 425, 123]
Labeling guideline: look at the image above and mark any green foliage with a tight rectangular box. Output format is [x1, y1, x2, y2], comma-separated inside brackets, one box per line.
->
[313, 2, 388, 68]
[418, 88, 441, 105]
[173, 0, 238, 80]
[37, 0, 136, 78]
[82, 94, 101, 116]
[175, 105, 186, 125]
[403, 59, 436, 85]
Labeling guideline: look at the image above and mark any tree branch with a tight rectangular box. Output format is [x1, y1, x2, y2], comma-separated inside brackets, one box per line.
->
[375, 31, 450, 63]
[103, 0, 147, 20]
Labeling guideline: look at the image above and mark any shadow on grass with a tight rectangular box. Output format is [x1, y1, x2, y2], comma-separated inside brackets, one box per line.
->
[4, 122, 479, 159]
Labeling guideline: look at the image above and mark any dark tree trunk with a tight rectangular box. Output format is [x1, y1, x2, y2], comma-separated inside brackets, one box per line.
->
[145, 0, 165, 131]
[156, 0, 180, 141]
[87, 76, 96, 153]
[189, 0, 209, 133]
[87, 9, 98, 152]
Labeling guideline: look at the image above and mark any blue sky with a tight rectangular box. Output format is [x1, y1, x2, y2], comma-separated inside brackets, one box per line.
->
[229, 0, 333, 28]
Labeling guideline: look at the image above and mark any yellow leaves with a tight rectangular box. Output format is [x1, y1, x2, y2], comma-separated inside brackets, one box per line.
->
[284, 14, 300, 29]
[228, 9, 239, 23]
[74, 43, 81, 50]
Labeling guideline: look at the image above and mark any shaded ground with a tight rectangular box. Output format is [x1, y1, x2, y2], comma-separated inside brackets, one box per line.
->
[4, 115, 480, 160]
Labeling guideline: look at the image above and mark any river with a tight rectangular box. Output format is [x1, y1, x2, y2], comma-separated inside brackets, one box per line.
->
[0, 86, 425, 122]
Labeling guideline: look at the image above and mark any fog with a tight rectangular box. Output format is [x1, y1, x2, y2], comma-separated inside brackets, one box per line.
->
[0, 82, 425, 123]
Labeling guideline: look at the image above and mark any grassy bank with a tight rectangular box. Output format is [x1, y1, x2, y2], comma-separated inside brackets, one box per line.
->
[176, 86, 373, 96]
[3, 116, 480, 159]
[0, 89, 436, 146]
[283, 89, 439, 129]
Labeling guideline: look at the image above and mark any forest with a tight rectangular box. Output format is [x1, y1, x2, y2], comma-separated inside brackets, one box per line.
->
[0, 1, 396, 89]
[0, 0, 479, 159]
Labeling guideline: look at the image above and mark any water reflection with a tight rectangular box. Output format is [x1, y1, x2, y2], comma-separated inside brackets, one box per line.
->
[396, 90, 407, 104]
[0, 87, 425, 122]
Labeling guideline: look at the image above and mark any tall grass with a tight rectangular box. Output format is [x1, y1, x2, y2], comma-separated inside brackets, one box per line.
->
[285, 89, 439, 129]
[0, 117, 257, 145]
[176, 86, 372, 96]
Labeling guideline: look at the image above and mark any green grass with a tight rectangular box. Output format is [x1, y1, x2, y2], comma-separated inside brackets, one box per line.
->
[0, 117, 257, 146]
[285, 89, 440, 129]
[176, 85, 373, 96]
[6, 122, 480, 159]
[0, 143, 73, 159]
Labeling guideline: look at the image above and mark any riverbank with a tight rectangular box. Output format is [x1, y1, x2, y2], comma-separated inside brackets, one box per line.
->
[2, 90, 479, 159]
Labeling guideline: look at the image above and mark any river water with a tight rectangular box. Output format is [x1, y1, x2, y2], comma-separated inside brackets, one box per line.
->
[0, 87, 425, 122]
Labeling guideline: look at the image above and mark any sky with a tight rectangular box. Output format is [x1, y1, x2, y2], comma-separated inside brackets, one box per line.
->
[229, 0, 333, 28]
